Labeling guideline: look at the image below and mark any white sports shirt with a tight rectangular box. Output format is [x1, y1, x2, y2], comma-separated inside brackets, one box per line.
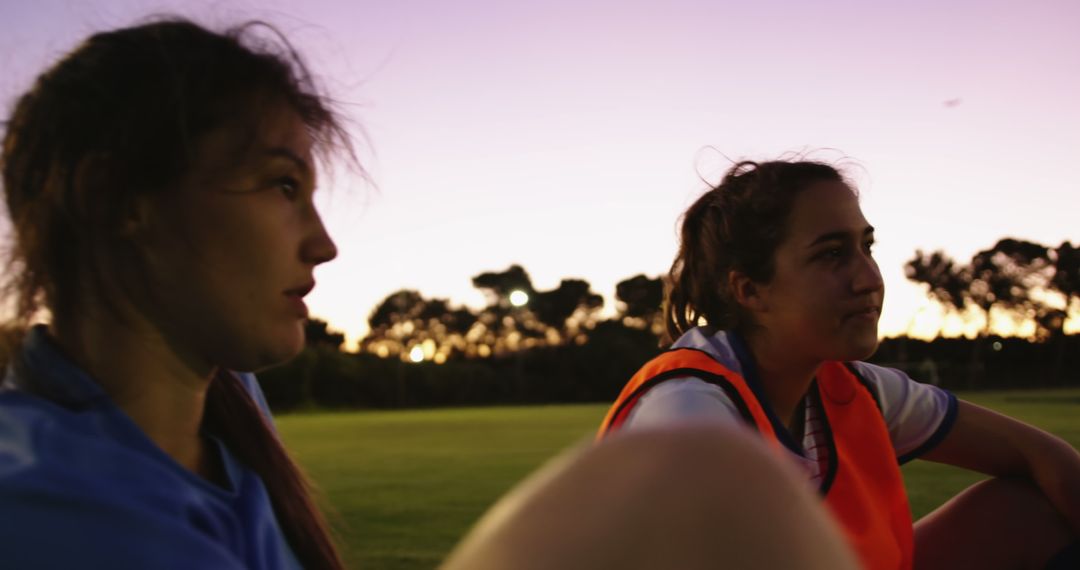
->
[623, 327, 958, 487]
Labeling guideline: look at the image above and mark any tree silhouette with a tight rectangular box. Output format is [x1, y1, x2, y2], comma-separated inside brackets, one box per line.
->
[304, 318, 345, 350]
[905, 250, 969, 330]
[532, 279, 604, 331]
[472, 265, 534, 306]
[368, 289, 428, 331]
[1051, 242, 1080, 326]
[907, 239, 1073, 387]
[906, 240, 1057, 337]
[362, 289, 468, 361]
[443, 307, 479, 336]
[968, 238, 1051, 335]
[470, 266, 605, 353]
[615, 274, 664, 333]
[1046, 241, 1080, 382]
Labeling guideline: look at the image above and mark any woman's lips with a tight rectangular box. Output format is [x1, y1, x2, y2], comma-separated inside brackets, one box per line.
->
[284, 281, 315, 298]
[285, 293, 309, 318]
[846, 307, 880, 321]
[283, 282, 314, 318]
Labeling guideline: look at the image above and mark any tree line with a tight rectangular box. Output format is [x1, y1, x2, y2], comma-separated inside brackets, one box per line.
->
[905, 238, 1078, 387]
[359, 265, 663, 363]
[258, 266, 667, 410]
[256, 238, 1077, 411]
[905, 239, 1078, 339]
[2, 238, 1075, 411]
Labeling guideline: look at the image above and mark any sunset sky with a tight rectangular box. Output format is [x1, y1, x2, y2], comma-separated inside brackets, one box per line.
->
[2, 0, 1078, 349]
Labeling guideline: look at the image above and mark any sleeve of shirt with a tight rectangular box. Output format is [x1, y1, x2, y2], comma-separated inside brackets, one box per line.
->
[622, 376, 748, 432]
[849, 361, 959, 464]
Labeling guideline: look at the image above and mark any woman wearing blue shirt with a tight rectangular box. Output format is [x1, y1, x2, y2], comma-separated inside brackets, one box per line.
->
[0, 19, 350, 568]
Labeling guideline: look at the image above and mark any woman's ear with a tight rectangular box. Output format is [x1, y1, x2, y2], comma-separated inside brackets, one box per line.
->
[71, 153, 147, 238]
[728, 270, 768, 313]
[117, 194, 150, 238]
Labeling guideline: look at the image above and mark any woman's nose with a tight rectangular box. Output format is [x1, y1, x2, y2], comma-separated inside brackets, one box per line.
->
[853, 252, 884, 294]
[302, 210, 338, 265]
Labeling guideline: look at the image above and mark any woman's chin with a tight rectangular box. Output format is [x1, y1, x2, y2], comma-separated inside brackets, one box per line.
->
[265, 332, 306, 368]
[224, 328, 306, 372]
[843, 334, 880, 362]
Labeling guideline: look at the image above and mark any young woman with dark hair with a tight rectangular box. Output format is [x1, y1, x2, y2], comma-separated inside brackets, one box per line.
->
[593, 160, 1080, 569]
[1, 19, 351, 568]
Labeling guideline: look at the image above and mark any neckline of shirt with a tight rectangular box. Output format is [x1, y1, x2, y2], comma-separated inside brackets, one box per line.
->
[10, 325, 244, 496]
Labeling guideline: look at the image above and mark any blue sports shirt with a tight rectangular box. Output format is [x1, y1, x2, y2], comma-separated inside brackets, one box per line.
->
[0, 326, 301, 569]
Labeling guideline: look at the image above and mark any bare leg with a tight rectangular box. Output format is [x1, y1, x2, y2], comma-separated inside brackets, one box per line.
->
[915, 478, 1075, 570]
[442, 425, 859, 570]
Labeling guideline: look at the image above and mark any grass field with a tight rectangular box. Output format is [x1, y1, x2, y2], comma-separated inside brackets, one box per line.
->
[277, 388, 1080, 570]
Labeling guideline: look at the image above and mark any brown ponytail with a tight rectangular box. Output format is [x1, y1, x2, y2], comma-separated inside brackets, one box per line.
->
[205, 371, 344, 569]
[2, 18, 354, 568]
[663, 160, 845, 344]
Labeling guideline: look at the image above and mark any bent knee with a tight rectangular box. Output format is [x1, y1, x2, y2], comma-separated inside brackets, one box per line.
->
[590, 425, 820, 523]
[915, 478, 1073, 570]
[597, 424, 799, 487]
[962, 478, 1061, 521]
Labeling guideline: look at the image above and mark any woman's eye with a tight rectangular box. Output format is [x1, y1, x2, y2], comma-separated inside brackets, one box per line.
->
[864, 241, 875, 254]
[818, 247, 844, 260]
[275, 177, 301, 201]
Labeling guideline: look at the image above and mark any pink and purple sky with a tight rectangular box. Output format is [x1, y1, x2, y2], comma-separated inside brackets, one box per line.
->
[3, 0, 1078, 348]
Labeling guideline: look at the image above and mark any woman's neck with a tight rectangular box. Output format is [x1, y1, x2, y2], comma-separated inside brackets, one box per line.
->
[741, 329, 821, 433]
[50, 310, 214, 475]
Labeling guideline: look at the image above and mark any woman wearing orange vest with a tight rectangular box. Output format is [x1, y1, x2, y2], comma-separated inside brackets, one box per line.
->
[596, 160, 1080, 569]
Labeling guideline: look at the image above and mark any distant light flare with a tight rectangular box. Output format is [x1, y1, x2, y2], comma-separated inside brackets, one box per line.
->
[509, 290, 529, 307]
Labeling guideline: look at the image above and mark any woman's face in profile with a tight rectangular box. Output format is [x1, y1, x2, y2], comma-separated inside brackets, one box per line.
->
[134, 105, 338, 373]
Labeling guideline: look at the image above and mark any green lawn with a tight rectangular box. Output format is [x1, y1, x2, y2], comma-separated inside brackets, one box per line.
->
[277, 389, 1080, 570]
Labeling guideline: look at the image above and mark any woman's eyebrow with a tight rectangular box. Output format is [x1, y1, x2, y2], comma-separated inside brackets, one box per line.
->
[807, 226, 875, 248]
[263, 147, 312, 176]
